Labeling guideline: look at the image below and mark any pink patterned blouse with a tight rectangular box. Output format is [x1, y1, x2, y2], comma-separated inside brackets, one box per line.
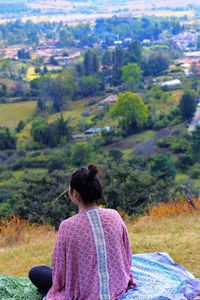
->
[46, 207, 135, 300]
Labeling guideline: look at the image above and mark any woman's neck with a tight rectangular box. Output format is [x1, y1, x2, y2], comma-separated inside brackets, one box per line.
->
[78, 202, 98, 213]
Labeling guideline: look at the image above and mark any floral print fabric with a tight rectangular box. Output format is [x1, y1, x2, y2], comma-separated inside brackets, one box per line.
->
[46, 207, 134, 300]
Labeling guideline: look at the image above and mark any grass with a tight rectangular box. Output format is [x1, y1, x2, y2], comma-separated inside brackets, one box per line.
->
[128, 214, 200, 277]
[125, 130, 156, 143]
[25, 67, 40, 81]
[0, 101, 36, 129]
[1, 202, 200, 277]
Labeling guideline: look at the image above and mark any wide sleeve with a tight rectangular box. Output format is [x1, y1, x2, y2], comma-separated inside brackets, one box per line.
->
[122, 222, 132, 266]
[47, 222, 67, 299]
[122, 220, 135, 288]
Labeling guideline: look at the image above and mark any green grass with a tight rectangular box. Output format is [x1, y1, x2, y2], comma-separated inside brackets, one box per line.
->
[16, 122, 33, 148]
[122, 148, 133, 160]
[125, 130, 156, 143]
[175, 173, 189, 183]
[0, 101, 36, 129]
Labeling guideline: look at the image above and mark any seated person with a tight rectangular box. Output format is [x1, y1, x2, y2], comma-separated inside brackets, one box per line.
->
[29, 164, 135, 300]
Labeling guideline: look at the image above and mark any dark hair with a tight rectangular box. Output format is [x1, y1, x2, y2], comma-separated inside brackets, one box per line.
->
[70, 164, 102, 205]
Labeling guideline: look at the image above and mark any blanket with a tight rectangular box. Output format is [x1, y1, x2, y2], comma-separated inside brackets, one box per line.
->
[1, 253, 200, 300]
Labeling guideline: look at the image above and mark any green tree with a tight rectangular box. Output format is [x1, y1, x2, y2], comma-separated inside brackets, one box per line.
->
[102, 162, 153, 215]
[110, 91, 148, 135]
[71, 143, 93, 167]
[192, 125, 200, 161]
[79, 76, 101, 96]
[179, 91, 196, 121]
[48, 71, 77, 112]
[9, 171, 75, 228]
[150, 154, 176, 180]
[83, 49, 99, 75]
[31, 117, 48, 145]
[0, 127, 16, 150]
[121, 63, 142, 90]
[142, 51, 169, 76]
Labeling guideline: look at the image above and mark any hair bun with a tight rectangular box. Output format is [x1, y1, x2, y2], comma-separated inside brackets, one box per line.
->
[87, 164, 98, 180]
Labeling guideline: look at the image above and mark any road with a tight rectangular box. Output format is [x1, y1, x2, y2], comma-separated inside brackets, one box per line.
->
[189, 107, 200, 133]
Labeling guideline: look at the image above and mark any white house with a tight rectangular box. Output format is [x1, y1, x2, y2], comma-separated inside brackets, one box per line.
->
[160, 79, 181, 87]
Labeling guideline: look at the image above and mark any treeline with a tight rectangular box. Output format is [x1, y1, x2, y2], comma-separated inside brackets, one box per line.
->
[0, 16, 183, 46]
[30, 43, 172, 112]
[1, 138, 200, 228]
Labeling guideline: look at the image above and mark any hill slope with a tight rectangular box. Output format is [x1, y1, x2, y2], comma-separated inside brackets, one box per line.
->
[1, 210, 200, 278]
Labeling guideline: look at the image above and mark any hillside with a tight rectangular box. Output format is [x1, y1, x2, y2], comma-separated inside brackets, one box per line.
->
[1, 203, 200, 278]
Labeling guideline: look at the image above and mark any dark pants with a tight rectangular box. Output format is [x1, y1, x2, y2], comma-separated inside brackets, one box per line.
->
[29, 265, 53, 296]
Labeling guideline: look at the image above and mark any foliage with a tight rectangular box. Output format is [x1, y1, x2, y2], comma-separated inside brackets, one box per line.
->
[121, 63, 143, 90]
[3, 171, 76, 228]
[179, 90, 196, 121]
[71, 143, 93, 167]
[142, 51, 170, 76]
[150, 154, 176, 181]
[31, 115, 72, 148]
[0, 127, 16, 150]
[110, 91, 148, 135]
[79, 76, 101, 97]
[192, 125, 200, 161]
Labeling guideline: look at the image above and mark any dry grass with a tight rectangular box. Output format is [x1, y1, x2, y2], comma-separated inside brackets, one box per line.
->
[1, 201, 200, 278]
[25, 67, 40, 81]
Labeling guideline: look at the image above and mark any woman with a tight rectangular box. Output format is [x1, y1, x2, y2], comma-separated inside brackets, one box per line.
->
[29, 164, 135, 300]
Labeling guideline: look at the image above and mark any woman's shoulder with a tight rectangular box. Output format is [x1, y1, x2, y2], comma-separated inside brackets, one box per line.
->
[60, 213, 82, 228]
[99, 207, 122, 220]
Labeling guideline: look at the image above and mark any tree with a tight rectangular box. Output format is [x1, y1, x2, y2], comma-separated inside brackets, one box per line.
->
[17, 48, 30, 60]
[179, 91, 196, 121]
[102, 50, 113, 67]
[79, 76, 101, 97]
[9, 171, 75, 228]
[121, 63, 142, 90]
[0, 83, 7, 97]
[71, 143, 93, 167]
[110, 92, 148, 135]
[83, 49, 99, 76]
[0, 127, 16, 150]
[142, 51, 169, 76]
[125, 41, 142, 64]
[102, 162, 153, 215]
[150, 154, 176, 180]
[31, 115, 71, 148]
[192, 125, 200, 161]
[15, 120, 25, 133]
[48, 71, 77, 112]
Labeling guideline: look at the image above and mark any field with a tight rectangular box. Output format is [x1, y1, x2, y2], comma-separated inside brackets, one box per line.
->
[1, 206, 200, 277]
[0, 101, 36, 129]
[25, 67, 40, 81]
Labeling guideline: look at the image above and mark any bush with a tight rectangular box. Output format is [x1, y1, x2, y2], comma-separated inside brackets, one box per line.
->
[177, 154, 194, 170]
[188, 168, 200, 179]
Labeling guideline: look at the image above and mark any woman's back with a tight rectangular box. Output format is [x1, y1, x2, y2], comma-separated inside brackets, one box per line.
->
[47, 207, 134, 300]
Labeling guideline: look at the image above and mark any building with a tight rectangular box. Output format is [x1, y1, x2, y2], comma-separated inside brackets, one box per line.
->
[160, 79, 181, 87]
[85, 127, 110, 135]
[98, 95, 117, 107]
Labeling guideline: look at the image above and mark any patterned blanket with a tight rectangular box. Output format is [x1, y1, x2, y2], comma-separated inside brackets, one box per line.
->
[1, 253, 200, 300]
